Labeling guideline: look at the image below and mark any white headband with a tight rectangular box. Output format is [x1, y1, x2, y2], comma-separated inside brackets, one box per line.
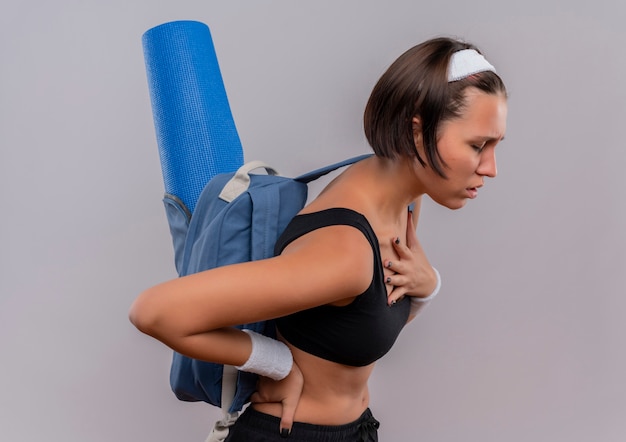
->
[447, 49, 496, 82]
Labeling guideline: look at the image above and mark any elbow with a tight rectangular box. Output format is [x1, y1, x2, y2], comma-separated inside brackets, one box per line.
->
[128, 290, 163, 338]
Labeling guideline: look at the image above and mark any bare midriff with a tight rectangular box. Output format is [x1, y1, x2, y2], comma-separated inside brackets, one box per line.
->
[252, 339, 375, 425]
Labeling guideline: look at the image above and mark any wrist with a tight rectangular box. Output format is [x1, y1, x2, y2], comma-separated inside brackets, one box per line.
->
[409, 267, 440, 316]
[235, 330, 293, 381]
[414, 267, 441, 302]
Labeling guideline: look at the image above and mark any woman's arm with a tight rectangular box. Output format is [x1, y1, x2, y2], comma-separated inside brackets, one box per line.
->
[129, 223, 373, 364]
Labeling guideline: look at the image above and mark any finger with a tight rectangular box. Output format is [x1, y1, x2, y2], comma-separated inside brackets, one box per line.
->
[385, 259, 408, 278]
[388, 286, 408, 305]
[385, 275, 396, 305]
[279, 401, 297, 437]
[386, 274, 409, 298]
[384, 259, 394, 272]
[391, 236, 412, 260]
[384, 274, 395, 287]
[386, 273, 410, 290]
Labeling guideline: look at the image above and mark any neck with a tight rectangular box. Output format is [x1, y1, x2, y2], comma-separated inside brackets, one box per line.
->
[306, 154, 427, 224]
[354, 155, 425, 219]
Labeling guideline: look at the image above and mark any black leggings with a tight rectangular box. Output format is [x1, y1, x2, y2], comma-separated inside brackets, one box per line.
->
[224, 406, 379, 442]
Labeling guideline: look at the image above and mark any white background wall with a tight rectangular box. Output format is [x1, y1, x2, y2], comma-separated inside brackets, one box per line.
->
[1, 1, 625, 441]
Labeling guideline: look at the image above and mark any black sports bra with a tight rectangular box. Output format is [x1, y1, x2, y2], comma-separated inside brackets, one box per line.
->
[274, 208, 410, 367]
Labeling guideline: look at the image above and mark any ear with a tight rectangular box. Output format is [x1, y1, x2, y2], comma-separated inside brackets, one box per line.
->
[412, 116, 423, 150]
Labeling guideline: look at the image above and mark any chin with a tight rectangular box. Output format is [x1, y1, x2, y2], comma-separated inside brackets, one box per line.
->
[429, 193, 467, 210]
[440, 199, 467, 210]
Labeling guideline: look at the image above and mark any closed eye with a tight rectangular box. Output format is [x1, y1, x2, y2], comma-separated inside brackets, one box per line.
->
[471, 142, 486, 152]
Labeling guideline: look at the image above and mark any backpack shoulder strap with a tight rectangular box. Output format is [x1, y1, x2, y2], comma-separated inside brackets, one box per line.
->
[218, 161, 280, 202]
[294, 154, 373, 184]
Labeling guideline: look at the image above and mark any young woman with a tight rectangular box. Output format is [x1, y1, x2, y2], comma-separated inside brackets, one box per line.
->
[130, 36, 507, 441]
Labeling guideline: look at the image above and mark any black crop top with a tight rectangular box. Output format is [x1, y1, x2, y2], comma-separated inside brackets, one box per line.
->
[274, 208, 410, 367]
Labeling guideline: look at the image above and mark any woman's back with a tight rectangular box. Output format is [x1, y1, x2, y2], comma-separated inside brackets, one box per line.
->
[253, 342, 375, 425]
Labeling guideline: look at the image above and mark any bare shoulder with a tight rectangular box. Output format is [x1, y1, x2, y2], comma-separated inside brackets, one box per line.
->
[276, 222, 375, 305]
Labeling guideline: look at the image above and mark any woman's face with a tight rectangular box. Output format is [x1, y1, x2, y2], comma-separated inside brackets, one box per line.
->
[414, 87, 508, 210]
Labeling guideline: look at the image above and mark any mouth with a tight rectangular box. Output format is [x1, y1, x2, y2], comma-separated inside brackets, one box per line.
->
[466, 185, 482, 199]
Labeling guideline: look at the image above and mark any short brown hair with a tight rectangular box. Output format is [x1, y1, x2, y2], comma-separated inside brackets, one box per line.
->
[363, 37, 507, 177]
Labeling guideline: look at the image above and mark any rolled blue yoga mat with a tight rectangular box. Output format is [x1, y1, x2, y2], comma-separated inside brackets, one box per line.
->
[142, 21, 244, 214]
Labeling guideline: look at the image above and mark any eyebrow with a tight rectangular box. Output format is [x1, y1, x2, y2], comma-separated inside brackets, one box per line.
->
[473, 135, 505, 143]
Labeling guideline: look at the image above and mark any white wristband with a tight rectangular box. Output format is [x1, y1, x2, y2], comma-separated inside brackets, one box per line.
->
[409, 267, 441, 316]
[235, 330, 293, 381]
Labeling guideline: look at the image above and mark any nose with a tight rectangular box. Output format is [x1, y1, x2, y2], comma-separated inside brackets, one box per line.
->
[477, 147, 497, 178]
